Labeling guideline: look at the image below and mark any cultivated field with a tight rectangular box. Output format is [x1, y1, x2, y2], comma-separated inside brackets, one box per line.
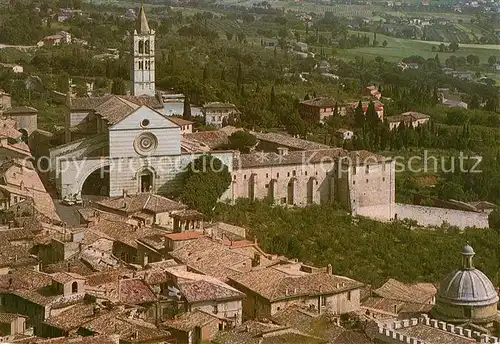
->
[337, 31, 500, 62]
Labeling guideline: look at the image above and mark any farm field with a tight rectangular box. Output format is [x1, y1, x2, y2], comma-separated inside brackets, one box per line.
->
[337, 31, 500, 62]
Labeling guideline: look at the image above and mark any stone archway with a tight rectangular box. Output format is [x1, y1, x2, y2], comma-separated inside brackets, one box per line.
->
[59, 157, 110, 199]
[268, 179, 278, 203]
[19, 128, 29, 144]
[287, 178, 297, 205]
[307, 177, 318, 205]
[136, 166, 156, 193]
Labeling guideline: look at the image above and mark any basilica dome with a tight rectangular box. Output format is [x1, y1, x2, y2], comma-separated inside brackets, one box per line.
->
[436, 268, 498, 306]
[432, 245, 499, 324]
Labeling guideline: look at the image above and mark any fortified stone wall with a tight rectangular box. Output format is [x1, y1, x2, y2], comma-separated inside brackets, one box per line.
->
[376, 314, 499, 344]
[394, 204, 489, 229]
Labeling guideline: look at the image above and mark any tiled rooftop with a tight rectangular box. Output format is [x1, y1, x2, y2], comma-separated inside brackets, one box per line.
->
[386, 111, 430, 123]
[398, 324, 474, 344]
[214, 320, 327, 344]
[0, 269, 53, 292]
[164, 231, 204, 241]
[42, 303, 99, 331]
[96, 193, 187, 215]
[230, 266, 363, 302]
[162, 309, 220, 332]
[51, 272, 86, 284]
[169, 237, 251, 282]
[373, 278, 436, 304]
[299, 97, 337, 108]
[233, 148, 388, 169]
[252, 131, 330, 151]
[166, 267, 244, 303]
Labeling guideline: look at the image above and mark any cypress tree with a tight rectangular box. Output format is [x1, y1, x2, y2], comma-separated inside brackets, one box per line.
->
[203, 65, 208, 81]
[236, 62, 242, 88]
[270, 86, 276, 109]
[183, 95, 192, 120]
[354, 100, 365, 128]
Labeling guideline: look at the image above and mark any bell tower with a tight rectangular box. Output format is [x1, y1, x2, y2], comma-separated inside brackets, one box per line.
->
[131, 4, 156, 96]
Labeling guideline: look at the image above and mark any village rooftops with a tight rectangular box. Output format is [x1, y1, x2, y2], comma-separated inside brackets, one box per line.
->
[230, 266, 364, 302]
[50, 272, 86, 284]
[0, 121, 22, 140]
[165, 231, 205, 241]
[299, 97, 337, 108]
[42, 303, 103, 332]
[79, 310, 169, 342]
[170, 209, 205, 221]
[214, 320, 327, 344]
[87, 219, 164, 249]
[168, 236, 252, 282]
[70, 94, 163, 111]
[386, 111, 430, 123]
[373, 278, 436, 304]
[183, 126, 242, 149]
[165, 267, 245, 303]
[86, 277, 157, 305]
[0, 269, 53, 292]
[11, 334, 121, 344]
[162, 309, 222, 332]
[0, 243, 38, 270]
[0, 159, 45, 192]
[374, 315, 493, 344]
[272, 306, 372, 343]
[96, 193, 187, 215]
[167, 116, 193, 126]
[251, 131, 330, 151]
[3, 106, 38, 115]
[203, 102, 239, 110]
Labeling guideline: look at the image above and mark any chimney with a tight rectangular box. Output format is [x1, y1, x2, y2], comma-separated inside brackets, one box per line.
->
[134, 330, 139, 339]
[285, 288, 289, 296]
[67, 261, 71, 272]
[277, 147, 289, 156]
[122, 189, 127, 199]
[327, 264, 332, 275]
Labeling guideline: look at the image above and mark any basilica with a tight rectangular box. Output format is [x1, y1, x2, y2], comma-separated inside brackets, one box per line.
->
[48, 5, 396, 221]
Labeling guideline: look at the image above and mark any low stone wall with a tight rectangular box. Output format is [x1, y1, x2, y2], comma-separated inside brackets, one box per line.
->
[394, 204, 489, 229]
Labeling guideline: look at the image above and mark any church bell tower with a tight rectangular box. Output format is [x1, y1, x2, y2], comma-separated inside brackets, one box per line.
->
[131, 4, 156, 96]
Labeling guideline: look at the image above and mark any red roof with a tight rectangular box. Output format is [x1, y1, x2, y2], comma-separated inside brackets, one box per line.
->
[165, 231, 204, 241]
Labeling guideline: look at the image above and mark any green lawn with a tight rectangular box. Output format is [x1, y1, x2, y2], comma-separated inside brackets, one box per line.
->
[337, 31, 500, 62]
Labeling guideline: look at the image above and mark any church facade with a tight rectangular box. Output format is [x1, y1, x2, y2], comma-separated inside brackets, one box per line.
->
[48, 5, 396, 221]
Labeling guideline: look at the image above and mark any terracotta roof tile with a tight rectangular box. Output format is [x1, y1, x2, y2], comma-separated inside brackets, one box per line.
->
[165, 231, 204, 241]
[230, 266, 363, 302]
[169, 237, 251, 282]
[252, 131, 330, 151]
[374, 278, 436, 304]
[97, 193, 187, 215]
[162, 310, 219, 332]
[299, 97, 337, 108]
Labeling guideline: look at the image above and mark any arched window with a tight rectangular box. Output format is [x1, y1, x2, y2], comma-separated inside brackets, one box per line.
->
[145, 40, 150, 54]
[71, 281, 78, 294]
[138, 40, 144, 54]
